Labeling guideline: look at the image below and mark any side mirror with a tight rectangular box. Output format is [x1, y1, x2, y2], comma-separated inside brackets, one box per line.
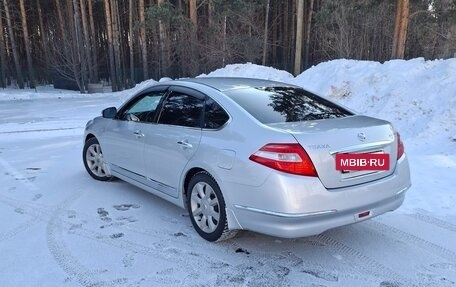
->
[102, 107, 117, 119]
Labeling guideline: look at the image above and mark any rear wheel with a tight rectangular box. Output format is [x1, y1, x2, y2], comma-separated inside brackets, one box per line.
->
[83, 137, 112, 181]
[187, 171, 237, 241]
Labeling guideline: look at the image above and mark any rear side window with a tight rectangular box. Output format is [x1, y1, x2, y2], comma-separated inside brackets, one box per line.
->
[158, 92, 204, 127]
[204, 99, 229, 129]
[226, 87, 352, 124]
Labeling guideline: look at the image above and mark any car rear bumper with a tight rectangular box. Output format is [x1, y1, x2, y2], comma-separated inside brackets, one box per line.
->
[224, 154, 411, 238]
[230, 187, 406, 238]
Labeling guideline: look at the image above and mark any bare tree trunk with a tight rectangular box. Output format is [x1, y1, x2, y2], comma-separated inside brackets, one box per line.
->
[110, 0, 123, 89]
[444, 25, 456, 58]
[36, 0, 51, 82]
[208, 0, 214, 27]
[80, 0, 94, 83]
[186, 0, 198, 75]
[87, 0, 99, 81]
[294, 0, 304, 75]
[177, 0, 182, 11]
[270, 3, 277, 65]
[54, 0, 66, 40]
[304, 0, 314, 69]
[272, 3, 278, 65]
[157, 0, 167, 77]
[222, 15, 227, 66]
[104, 0, 117, 91]
[139, 0, 149, 80]
[391, 0, 409, 59]
[290, 0, 296, 72]
[0, 6, 7, 88]
[67, 0, 82, 90]
[19, 0, 35, 88]
[117, 0, 127, 88]
[441, 0, 456, 58]
[73, 0, 88, 93]
[129, 0, 135, 86]
[3, 0, 24, 89]
[189, 0, 197, 28]
[262, 0, 270, 66]
[282, 0, 289, 70]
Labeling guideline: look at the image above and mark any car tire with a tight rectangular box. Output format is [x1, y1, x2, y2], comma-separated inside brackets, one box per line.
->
[187, 171, 238, 242]
[83, 137, 113, 181]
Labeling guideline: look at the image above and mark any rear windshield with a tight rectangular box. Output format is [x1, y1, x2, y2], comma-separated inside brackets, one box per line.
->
[226, 87, 353, 124]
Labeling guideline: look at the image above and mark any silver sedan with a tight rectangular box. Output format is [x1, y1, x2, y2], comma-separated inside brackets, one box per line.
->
[83, 78, 411, 241]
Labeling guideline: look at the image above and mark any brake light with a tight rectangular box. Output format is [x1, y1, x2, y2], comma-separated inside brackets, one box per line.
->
[249, 143, 317, 176]
[396, 132, 404, 159]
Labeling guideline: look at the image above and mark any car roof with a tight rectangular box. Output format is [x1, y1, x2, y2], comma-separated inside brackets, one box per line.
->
[177, 77, 297, 92]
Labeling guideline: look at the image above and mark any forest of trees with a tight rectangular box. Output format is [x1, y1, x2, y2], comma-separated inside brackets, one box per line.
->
[0, 0, 455, 92]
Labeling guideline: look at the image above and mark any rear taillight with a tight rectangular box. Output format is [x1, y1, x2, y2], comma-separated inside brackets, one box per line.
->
[249, 143, 317, 176]
[396, 132, 405, 159]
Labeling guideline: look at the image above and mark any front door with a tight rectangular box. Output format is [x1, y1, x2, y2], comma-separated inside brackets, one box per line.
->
[102, 88, 167, 180]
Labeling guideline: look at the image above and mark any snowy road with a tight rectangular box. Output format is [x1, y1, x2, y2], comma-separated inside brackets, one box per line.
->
[0, 94, 455, 287]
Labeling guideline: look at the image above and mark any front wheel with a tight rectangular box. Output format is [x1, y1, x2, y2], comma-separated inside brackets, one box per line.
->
[83, 137, 112, 181]
[187, 171, 237, 241]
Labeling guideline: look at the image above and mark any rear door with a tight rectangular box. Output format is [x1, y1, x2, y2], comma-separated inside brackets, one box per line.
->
[143, 86, 204, 198]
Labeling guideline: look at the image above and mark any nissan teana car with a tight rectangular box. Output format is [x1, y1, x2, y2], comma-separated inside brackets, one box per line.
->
[82, 77, 411, 241]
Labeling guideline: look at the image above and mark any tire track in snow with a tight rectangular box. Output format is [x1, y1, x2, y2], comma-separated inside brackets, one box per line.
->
[0, 156, 39, 192]
[4, 194, 430, 286]
[0, 192, 106, 286]
[0, 216, 40, 243]
[46, 189, 108, 287]
[406, 210, 456, 233]
[1, 195, 306, 286]
[282, 241, 384, 285]
[366, 220, 456, 263]
[0, 195, 226, 286]
[0, 126, 83, 134]
[0, 197, 44, 243]
[315, 233, 419, 287]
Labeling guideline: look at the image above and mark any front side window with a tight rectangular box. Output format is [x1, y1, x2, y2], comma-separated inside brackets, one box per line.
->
[158, 92, 204, 128]
[120, 91, 165, 122]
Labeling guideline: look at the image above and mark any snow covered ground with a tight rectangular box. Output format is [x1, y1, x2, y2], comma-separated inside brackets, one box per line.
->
[0, 58, 455, 287]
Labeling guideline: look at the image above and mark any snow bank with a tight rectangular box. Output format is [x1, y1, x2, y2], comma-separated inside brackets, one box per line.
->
[294, 58, 456, 152]
[198, 62, 295, 83]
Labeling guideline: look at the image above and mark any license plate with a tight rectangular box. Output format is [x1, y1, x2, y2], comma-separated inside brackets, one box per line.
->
[335, 153, 389, 171]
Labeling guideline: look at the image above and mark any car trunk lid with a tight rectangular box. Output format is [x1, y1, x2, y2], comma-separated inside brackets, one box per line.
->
[267, 115, 397, 189]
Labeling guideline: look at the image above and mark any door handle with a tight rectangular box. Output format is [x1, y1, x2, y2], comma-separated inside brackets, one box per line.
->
[177, 140, 193, 149]
[133, 130, 144, 138]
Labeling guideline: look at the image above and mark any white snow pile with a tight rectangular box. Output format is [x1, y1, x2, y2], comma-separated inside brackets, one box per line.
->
[294, 58, 456, 152]
[199, 62, 295, 83]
